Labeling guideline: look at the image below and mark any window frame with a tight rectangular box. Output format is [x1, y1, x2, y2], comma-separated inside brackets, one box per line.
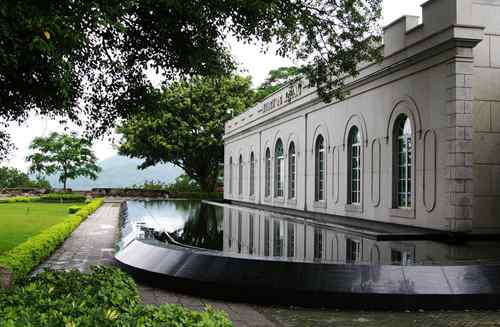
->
[314, 135, 326, 202]
[347, 127, 361, 205]
[265, 148, 271, 198]
[274, 139, 285, 198]
[288, 142, 296, 200]
[228, 157, 233, 195]
[238, 154, 243, 196]
[249, 152, 255, 197]
[393, 115, 413, 209]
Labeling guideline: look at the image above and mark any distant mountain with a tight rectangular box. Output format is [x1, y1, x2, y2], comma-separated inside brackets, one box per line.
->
[44, 155, 183, 190]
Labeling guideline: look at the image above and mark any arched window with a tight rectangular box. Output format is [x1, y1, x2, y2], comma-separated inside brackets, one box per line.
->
[315, 135, 325, 201]
[238, 154, 243, 195]
[274, 139, 284, 197]
[348, 127, 361, 204]
[265, 148, 271, 197]
[288, 142, 296, 199]
[249, 152, 255, 196]
[228, 157, 233, 194]
[394, 115, 412, 208]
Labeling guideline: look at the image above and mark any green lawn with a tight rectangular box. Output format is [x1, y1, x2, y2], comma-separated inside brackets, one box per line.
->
[0, 202, 74, 254]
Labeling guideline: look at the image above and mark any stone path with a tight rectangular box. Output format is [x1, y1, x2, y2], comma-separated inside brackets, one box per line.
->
[139, 285, 274, 327]
[34, 202, 120, 273]
[36, 201, 500, 327]
[35, 202, 276, 327]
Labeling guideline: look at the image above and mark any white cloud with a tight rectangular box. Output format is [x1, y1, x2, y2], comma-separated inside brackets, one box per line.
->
[4, 1, 427, 171]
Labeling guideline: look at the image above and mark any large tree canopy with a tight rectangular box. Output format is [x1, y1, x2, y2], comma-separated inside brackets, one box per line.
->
[0, 0, 382, 159]
[26, 132, 101, 189]
[0, 167, 51, 189]
[118, 76, 254, 192]
[254, 66, 305, 102]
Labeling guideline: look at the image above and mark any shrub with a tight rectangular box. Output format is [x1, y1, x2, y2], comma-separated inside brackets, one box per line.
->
[0, 266, 232, 327]
[0, 196, 35, 204]
[68, 205, 82, 214]
[38, 192, 87, 203]
[0, 198, 104, 283]
[0, 193, 87, 204]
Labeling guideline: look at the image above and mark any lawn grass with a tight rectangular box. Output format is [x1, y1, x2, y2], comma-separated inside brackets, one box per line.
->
[0, 202, 74, 254]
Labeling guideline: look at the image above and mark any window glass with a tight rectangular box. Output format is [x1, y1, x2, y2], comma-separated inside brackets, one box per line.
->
[348, 127, 361, 204]
[395, 115, 412, 208]
[288, 143, 296, 199]
[275, 139, 284, 197]
[315, 135, 325, 201]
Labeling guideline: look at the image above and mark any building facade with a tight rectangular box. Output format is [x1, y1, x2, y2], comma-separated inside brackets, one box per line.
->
[224, 0, 500, 233]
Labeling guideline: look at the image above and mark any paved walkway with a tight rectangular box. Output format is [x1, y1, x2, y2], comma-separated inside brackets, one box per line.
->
[36, 201, 500, 327]
[35, 202, 275, 327]
[34, 202, 120, 273]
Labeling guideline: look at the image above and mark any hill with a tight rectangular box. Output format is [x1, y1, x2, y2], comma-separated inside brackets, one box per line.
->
[44, 155, 182, 190]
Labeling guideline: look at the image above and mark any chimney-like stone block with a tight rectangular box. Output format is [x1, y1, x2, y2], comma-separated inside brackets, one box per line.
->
[383, 15, 420, 56]
[421, 0, 473, 37]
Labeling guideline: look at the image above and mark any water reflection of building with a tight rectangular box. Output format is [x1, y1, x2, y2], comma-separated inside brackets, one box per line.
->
[222, 206, 476, 265]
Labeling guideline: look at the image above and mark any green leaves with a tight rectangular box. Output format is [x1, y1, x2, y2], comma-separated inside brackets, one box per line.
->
[26, 132, 101, 189]
[0, 0, 382, 162]
[118, 75, 253, 192]
[0, 266, 233, 327]
[0, 198, 104, 283]
[0, 166, 50, 189]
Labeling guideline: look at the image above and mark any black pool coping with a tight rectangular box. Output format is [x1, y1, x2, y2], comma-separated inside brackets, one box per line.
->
[115, 239, 500, 310]
[217, 200, 500, 242]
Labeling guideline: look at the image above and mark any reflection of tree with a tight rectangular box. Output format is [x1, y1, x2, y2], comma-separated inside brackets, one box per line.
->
[143, 199, 198, 217]
[169, 202, 223, 250]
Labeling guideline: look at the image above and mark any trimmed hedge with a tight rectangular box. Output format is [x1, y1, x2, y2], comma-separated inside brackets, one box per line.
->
[0, 266, 232, 326]
[0, 193, 87, 204]
[68, 205, 82, 214]
[0, 198, 104, 284]
[38, 192, 87, 203]
[0, 196, 33, 204]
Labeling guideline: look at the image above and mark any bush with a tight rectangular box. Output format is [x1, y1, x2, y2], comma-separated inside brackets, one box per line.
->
[0, 196, 34, 204]
[0, 198, 104, 283]
[38, 192, 87, 203]
[0, 193, 87, 204]
[68, 205, 82, 214]
[0, 266, 232, 326]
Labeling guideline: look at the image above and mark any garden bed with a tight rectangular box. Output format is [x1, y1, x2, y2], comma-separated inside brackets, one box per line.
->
[0, 202, 76, 254]
[0, 266, 232, 326]
[0, 198, 104, 286]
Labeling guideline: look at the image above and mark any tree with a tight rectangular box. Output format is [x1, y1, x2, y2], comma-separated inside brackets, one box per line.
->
[131, 175, 200, 192]
[254, 66, 305, 102]
[0, 0, 382, 159]
[26, 133, 101, 190]
[118, 75, 254, 192]
[0, 167, 51, 189]
[168, 174, 201, 193]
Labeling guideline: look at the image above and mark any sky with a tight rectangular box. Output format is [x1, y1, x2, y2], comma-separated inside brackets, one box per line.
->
[4, 0, 426, 172]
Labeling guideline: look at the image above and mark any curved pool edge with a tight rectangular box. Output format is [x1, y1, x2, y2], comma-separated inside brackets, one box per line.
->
[115, 240, 500, 310]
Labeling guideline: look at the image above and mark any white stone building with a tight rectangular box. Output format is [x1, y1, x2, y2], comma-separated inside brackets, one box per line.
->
[224, 0, 500, 233]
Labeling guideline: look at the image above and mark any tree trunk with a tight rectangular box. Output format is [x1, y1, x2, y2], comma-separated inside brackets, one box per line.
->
[199, 175, 217, 193]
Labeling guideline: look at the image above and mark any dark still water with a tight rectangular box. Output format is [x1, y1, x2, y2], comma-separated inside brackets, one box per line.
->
[121, 200, 500, 266]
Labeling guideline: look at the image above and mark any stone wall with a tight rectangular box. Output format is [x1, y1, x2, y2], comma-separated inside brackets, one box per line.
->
[471, 0, 500, 232]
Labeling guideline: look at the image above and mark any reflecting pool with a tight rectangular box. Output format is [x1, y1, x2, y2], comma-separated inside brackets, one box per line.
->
[121, 200, 500, 266]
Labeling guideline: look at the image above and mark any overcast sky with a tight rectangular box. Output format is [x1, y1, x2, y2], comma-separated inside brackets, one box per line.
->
[4, 0, 425, 171]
